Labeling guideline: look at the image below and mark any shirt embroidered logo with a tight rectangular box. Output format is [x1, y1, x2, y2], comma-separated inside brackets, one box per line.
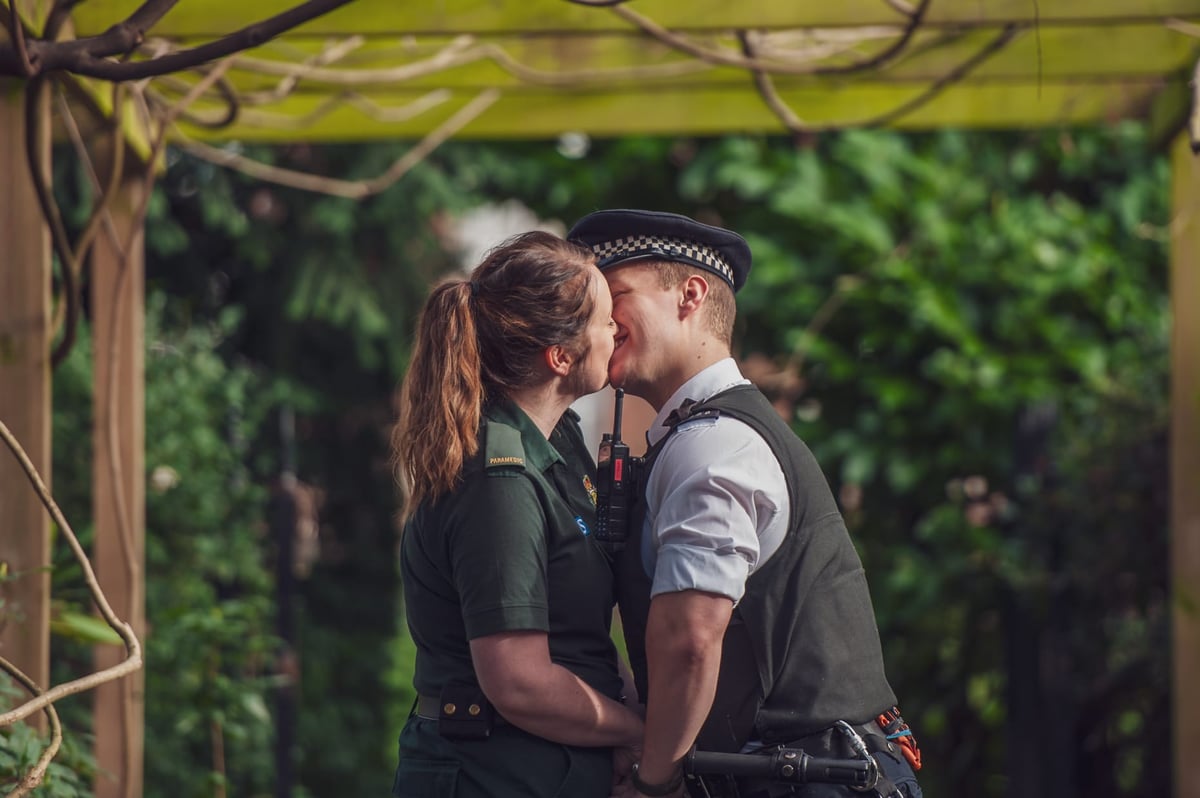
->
[487, 456, 524, 466]
[575, 516, 590, 536]
[582, 475, 598, 506]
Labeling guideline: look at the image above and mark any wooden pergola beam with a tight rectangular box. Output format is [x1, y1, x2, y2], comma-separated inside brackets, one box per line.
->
[1172, 134, 1200, 798]
[0, 78, 51, 727]
[90, 154, 146, 798]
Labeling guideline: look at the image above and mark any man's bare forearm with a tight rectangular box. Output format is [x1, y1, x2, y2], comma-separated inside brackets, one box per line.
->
[636, 590, 733, 786]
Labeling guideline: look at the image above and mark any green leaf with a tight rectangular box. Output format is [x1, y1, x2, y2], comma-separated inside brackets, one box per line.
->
[50, 609, 123, 645]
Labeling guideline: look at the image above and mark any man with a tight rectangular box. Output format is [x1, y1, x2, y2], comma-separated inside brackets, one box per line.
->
[568, 210, 922, 798]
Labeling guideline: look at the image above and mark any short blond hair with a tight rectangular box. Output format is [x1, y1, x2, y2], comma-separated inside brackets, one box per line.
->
[652, 260, 736, 346]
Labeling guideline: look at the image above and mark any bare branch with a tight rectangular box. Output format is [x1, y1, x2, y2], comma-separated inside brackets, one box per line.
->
[1190, 55, 1200, 154]
[159, 34, 710, 91]
[147, 65, 241, 129]
[90, 0, 182, 56]
[26, 0, 355, 80]
[1167, 17, 1200, 38]
[739, 31, 811, 135]
[44, 0, 86, 41]
[859, 24, 1019, 128]
[738, 22, 1019, 135]
[0, 656, 63, 796]
[0, 419, 143, 729]
[9, 0, 35, 75]
[805, 0, 931, 77]
[883, 0, 917, 15]
[235, 33, 367, 102]
[50, 84, 128, 337]
[223, 90, 453, 130]
[175, 88, 500, 199]
[225, 34, 484, 87]
[21, 75, 82, 369]
[610, 3, 922, 76]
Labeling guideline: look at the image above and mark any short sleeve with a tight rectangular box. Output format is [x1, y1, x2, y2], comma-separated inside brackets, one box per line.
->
[444, 472, 550, 638]
[645, 417, 787, 602]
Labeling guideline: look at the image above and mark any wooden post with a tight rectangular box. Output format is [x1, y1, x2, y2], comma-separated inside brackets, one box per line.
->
[0, 79, 52, 725]
[1172, 135, 1200, 798]
[91, 161, 146, 798]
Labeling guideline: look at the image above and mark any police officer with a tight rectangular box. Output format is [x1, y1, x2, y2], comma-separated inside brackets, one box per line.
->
[568, 210, 922, 798]
[391, 231, 643, 797]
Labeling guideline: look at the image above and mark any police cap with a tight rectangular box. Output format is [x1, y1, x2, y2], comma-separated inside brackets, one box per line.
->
[567, 209, 752, 293]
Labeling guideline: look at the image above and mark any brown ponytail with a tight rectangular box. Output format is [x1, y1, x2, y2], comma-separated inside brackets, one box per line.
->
[392, 231, 596, 519]
[393, 280, 482, 518]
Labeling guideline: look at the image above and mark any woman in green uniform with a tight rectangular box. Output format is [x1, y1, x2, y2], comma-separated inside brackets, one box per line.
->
[391, 231, 643, 797]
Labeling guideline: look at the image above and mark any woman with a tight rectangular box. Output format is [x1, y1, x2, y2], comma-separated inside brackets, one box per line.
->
[391, 231, 642, 797]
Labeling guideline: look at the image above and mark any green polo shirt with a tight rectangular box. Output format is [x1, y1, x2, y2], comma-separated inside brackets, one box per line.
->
[400, 399, 622, 701]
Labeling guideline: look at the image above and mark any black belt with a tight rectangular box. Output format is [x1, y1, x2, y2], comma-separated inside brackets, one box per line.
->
[416, 693, 510, 726]
[783, 722, 892, 757]
[743, 720, 895, 764]
[689, 724, 904, 798]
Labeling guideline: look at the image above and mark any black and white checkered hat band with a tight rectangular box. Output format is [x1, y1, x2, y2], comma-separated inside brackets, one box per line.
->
[590, 235, 734, 286]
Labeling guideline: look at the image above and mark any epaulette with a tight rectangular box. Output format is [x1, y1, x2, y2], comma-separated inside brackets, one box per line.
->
[665, 405, 722, 432]
[483, 422, 526, 472]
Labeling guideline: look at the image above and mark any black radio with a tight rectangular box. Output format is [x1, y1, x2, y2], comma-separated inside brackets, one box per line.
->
[594, 388, 643, 552]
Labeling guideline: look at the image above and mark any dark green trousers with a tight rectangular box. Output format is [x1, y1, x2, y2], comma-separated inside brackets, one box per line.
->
[393, 717, 613, 798]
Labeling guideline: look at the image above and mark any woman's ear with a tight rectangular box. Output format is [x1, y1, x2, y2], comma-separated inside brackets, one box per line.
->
[544, 344, 574, 377]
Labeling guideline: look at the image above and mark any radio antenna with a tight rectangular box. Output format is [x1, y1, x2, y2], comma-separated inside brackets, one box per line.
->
[611, 388, 625, 443]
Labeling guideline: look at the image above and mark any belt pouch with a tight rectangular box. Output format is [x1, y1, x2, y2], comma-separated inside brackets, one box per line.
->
[437, 683, 495, 741]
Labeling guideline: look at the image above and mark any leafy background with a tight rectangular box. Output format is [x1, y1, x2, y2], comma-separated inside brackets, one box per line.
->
[2, 122, 1170, 797]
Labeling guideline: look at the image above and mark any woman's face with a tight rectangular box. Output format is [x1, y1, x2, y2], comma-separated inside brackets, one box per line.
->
[569, 266, 617, 396]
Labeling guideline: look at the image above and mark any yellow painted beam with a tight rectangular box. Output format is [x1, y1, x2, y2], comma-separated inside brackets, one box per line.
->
[173, 23, 1197, 97]
[177, 77, 1172, 141]
[70, 0, 1200, 38]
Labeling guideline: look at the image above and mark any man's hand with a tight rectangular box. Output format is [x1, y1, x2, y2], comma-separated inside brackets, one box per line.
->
[609, 766, 686, 798]
[609, 768, 686, 798]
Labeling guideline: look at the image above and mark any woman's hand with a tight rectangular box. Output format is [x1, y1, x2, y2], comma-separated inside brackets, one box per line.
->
[612, 744, 641, 785]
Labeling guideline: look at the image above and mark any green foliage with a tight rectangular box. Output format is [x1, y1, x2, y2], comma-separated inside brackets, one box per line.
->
[132, 140, 472, 795]
[0, 679, 94, 797]
[140, 294, 278, 798]
[683, 125, 1170, 796]
[44, 293, 279, 797]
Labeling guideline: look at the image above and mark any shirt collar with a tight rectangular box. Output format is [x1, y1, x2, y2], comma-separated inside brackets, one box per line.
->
[647, 358, 750, 446]
[484, 398, 564, 472]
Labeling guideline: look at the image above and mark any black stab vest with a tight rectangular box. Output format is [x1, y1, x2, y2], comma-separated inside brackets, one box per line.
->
[614, 385, 897, 751]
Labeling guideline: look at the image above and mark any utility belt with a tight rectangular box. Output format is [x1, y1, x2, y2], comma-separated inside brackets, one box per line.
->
[415, 686, 509, 742]
[775, 709, 919, 767]
[686, 710, 922, 798]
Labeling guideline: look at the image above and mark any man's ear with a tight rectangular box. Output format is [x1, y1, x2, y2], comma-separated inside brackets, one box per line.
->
[545, 344, 574, 377]
[679, 274, 710, 318]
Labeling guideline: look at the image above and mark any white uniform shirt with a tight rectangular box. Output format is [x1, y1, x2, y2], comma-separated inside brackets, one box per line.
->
[643, 358, 790, 603]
